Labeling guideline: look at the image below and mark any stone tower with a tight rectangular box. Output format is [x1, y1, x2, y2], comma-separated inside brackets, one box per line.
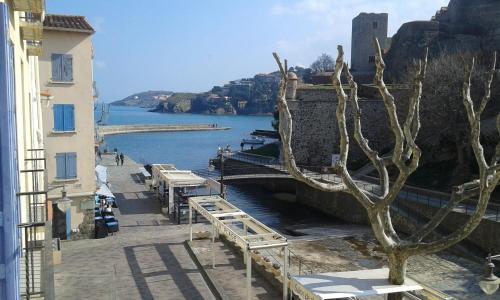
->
[351, 13, 388, 74]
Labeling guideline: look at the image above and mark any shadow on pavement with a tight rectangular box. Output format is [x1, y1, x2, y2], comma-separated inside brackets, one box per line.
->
[124, 242, 207, 300]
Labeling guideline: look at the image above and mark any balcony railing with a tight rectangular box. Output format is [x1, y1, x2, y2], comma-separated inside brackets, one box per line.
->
[18, 149, 48, 300]
[12, 0, 45, 14]
[26, 41, 42, 56]
[20, 13, 43, 41]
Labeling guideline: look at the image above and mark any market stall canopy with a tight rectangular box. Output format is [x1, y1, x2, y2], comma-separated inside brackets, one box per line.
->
[290, 268, 422, 300]
[152, 164, 206, 188]
[96, 184, 114, 199]
[95, 165, 107, 185]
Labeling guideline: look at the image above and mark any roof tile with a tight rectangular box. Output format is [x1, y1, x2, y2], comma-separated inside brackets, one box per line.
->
[43, 14, 94, 33]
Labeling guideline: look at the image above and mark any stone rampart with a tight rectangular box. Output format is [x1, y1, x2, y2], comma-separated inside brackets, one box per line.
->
[289, 86, 396, 168]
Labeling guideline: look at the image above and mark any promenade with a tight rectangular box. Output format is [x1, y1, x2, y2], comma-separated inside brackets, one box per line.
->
[53, 155, 215, 300]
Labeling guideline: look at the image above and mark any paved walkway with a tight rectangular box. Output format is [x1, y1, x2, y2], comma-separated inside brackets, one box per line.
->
[190, 239, 282, 300]
[54, 154, 215, 300]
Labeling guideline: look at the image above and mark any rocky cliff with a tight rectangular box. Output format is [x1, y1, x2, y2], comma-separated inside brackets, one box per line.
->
[386, 0, 500, 79]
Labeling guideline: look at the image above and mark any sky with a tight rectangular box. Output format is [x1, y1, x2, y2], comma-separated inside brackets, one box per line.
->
[47, 0, 449, 102]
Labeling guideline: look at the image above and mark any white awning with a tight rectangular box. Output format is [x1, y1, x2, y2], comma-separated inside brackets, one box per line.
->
[96, 184, 114, 199]
[290, 268, 422, 300]
[95, 165, 107, 185]
[152, 164, 206, 188]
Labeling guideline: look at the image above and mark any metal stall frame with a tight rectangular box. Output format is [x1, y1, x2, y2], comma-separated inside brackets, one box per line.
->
[188, 195, 289, 300]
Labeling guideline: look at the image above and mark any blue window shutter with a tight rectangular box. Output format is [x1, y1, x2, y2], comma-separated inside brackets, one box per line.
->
[62, 54, 73, 82]
[53, 104, 64, 131]
[66, 153, 77, 178]
[51, 54, 62, 81]
[63, 104, 75, 131]
[56, 153, 66, 179]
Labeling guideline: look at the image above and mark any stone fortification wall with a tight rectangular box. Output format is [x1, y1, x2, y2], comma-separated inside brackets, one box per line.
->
[386, 0, 500, 78]
[289, 86, 395, 168]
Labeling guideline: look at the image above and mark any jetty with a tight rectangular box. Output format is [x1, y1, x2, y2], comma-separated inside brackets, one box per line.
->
[97, 124, 230, 136]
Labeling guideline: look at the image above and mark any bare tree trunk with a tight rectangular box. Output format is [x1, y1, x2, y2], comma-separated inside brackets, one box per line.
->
[387, 253, 407, 300]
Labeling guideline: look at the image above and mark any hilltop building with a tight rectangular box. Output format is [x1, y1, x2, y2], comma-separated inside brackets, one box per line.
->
[39, 15, 96, 241]
[0, 0, 55, 299]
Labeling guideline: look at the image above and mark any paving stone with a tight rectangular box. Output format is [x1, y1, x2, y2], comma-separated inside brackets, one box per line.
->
[54, 155, 215, 300]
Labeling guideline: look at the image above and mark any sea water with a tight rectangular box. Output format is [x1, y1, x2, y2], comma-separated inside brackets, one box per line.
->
[102, 106, 327, 229]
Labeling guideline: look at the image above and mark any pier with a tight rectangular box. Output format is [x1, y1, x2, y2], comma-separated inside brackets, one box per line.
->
[97, 124, 230, 136]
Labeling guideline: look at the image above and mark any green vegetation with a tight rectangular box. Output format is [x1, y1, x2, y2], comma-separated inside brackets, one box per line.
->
[166, 92, 197, 103]
[243, 143, 280, 158]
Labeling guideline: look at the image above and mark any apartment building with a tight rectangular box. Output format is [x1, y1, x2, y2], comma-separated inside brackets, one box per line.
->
[0, 0, 53, 299]
[39, 14, 96, 241]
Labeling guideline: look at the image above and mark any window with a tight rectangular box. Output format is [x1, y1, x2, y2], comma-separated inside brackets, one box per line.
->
[369, 55, 375, 63]
[51, 54, 73, 82]
[55, 153, 77, 179]
[53, 104, 75, 132]
[373, 21, 378, 29]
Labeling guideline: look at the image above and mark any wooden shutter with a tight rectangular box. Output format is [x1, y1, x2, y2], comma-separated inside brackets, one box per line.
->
[51, 54, 62, 81]
[65, 153, 77, 178]
[55, 153, 66, 179]
[62, 54, 73, 82]
[63, 104, 75, 131]
[53, 104, 65, 131]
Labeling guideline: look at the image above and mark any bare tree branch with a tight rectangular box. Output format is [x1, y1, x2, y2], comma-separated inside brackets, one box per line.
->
[477, 52, 497, 116]
[373, 38, 427, 211]
[272, 52, 347, 193]
[408, 180, 479, 243]
[344, 62, 389, 198]
[330, 46, 376, 210]
[405, 54, 499, 255]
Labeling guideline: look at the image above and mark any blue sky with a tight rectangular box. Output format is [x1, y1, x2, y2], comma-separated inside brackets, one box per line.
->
[47, 0, 448, 102]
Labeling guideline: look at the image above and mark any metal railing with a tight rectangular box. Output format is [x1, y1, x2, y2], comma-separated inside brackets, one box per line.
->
[216, 151, 500, 222]
[18, 149, 48, 300]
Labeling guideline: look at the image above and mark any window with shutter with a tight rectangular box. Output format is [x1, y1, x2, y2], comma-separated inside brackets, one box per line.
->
[51, 54, 63, 81]
[51, 53, 73, 82]
[62, 55, 73, 82]
[53, 104, 75, 132]
[65, 153, 77, 179]
[53, 104, 65, 131]
[55, 153, 77, 179]
[63, 104, 75, 131]
[55, 153, 66, 179]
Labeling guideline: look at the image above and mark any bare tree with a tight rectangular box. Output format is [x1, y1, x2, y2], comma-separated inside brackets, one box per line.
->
[273, 39, 498, 299]
[310, 53, 335, 73]
[401, 53, 496, 186]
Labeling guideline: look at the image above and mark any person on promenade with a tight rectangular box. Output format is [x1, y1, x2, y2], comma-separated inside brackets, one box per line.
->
[115, 154, 119, 166]
[97, 150, 102, 160]
[119, 153, 124, 166]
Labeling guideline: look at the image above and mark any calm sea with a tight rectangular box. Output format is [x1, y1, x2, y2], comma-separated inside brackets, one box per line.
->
[101, 106, 328, 229]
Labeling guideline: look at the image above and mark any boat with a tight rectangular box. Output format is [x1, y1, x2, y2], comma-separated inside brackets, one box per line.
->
[241, 137, 265, 145]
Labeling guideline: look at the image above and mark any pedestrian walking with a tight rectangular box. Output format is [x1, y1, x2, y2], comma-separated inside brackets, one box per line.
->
[115, 154, 119, 166]
[97, 150, 102, 160]
[119, 153, 124, 166]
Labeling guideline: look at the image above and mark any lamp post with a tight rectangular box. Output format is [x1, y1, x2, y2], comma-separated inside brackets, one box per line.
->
[217, 146, 226, 197]
[209, 146, 230, 198]
[479, 254, 500, 295]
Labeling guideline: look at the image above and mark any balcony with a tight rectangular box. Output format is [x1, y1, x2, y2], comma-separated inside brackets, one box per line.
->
[20, 20, 43, 41]
[26, 41, 42, 56]
[12, 0, 45, 14]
